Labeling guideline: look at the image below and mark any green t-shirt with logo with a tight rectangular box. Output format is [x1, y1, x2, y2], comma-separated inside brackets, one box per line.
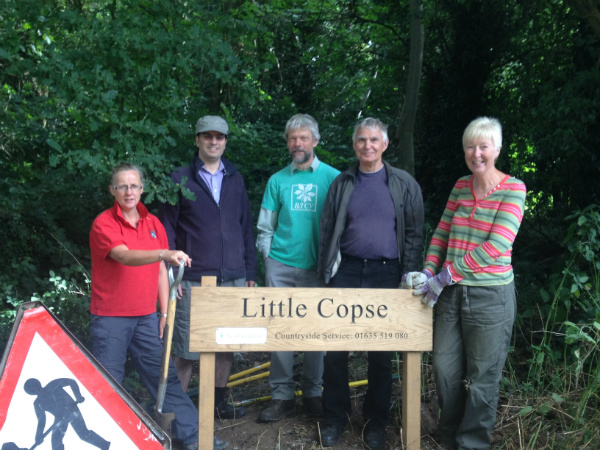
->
[261, 157, 340, 269]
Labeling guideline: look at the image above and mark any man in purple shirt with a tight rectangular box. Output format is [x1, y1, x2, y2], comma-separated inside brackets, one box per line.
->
[318, 118, 424, 450]
[159, 116, 257, 438]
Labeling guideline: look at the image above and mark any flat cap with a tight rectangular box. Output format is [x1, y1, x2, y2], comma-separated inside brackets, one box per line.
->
[195, 115, 229, 135]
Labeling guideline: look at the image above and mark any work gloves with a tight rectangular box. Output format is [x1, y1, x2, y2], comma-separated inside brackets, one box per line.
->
[400, 271, 430, 290]
[413, 267, 453, 307]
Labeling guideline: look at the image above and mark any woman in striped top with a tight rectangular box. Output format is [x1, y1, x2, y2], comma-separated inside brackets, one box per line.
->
[404, 117, 526, 450]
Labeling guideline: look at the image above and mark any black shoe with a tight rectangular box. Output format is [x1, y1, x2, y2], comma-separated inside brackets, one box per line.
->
[182, 436, 229, 450]
[319, 423, 343, 447]
[364, 424, 387, 450]
[258, 399, 295, 422]
[302, 396, 324, 417]
[215, 399, 247, 420]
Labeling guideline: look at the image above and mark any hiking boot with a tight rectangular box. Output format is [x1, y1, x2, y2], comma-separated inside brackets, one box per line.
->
[302, 396, 324, 417]
[258, 399, 295, 422]
[215, 399, 247, 420]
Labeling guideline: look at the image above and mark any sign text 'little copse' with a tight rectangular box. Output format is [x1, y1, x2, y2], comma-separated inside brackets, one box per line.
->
[241, 297, 388, 324]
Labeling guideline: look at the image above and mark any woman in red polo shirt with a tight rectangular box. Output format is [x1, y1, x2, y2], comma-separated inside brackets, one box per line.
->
[89, 163, 228, 450]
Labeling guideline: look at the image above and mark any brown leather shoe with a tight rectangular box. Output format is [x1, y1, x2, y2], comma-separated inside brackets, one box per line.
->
[258, 399, 295, 422]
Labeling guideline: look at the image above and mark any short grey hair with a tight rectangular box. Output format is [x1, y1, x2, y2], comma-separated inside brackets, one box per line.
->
[352, 117, 389, 143]
[284, 114, 320, 141]
[111, 162, 145, 185]
[462, 117, 502, 151]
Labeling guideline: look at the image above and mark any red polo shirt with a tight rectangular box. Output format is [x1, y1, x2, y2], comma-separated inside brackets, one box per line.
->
[90, 201, 168, 316]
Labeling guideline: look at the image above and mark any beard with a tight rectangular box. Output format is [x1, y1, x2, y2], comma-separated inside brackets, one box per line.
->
[290, 147, 313, 165]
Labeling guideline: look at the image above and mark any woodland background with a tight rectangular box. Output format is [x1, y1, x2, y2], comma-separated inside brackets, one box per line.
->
[1, 1, 599, 448]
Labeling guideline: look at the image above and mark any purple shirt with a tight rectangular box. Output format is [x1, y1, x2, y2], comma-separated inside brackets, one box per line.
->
[339, 167, 399, 260]
[199, 161, 225, 204]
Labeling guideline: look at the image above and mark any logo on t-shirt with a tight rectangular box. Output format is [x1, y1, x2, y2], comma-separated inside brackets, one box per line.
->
[291, 184, 317, 211]
[150, 230, 157, 239]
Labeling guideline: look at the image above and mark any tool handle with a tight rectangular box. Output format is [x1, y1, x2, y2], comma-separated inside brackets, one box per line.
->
[168, 261, 185, 297]
[29, 425, 54, 450]
[156, 262, 184, 413]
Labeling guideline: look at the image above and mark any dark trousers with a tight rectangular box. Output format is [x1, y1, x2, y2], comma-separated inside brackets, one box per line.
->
[90, 313, 198, 445]
[323, 256, 400, 429]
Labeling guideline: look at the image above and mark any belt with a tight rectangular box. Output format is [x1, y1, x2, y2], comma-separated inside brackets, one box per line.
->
[340, 254, 399, 265]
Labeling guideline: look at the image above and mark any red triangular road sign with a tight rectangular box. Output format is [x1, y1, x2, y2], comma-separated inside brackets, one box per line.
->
[0, 302, 170, 449]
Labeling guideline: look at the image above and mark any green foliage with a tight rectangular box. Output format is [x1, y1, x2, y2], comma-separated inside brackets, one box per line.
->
[0, 286, 24, 350]
[0, 0, 277, 295]
[0, 264, 91, 352]
[30, 266, 92, 346]
[527, 206, 600, 380]
[507, 205, 600, 447]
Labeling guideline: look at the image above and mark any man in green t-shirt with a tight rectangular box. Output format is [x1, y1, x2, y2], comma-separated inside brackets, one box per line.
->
[256, 114, 340, 422]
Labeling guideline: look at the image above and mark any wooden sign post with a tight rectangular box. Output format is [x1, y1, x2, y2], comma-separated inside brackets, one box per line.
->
[190, 276, 432, 450]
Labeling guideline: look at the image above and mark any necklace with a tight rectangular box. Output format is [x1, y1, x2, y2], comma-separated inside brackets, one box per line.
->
[474, 177, 502, 199]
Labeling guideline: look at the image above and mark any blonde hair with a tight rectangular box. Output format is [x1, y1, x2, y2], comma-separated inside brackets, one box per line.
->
[462, 117, 502, 151]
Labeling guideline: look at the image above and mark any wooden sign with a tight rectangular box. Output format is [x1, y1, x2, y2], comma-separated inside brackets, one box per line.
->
[190, 286, 431, 351]
[189, 279, 432, 450]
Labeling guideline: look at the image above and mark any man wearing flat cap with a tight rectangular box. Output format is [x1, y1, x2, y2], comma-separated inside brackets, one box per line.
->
[159, 116, 256, 435]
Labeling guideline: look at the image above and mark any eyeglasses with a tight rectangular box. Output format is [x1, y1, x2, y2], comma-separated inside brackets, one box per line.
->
[112, 184, 142, 193]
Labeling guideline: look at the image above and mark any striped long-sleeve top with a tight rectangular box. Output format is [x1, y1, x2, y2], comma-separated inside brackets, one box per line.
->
[423, 174, 526, 286]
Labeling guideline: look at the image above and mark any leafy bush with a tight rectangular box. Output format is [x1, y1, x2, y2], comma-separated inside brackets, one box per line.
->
[511, 205, 600, 448]
[0, 264, 91, 352]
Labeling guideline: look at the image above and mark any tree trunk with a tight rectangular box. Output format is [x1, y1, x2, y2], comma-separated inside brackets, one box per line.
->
[396, 0, 424, 176]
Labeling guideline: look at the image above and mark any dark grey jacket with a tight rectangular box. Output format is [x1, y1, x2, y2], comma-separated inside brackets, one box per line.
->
[318, 161, 424, 284]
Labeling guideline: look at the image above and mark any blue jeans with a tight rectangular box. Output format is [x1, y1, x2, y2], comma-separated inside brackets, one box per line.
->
[433, 283, 516, 450]
[89, 313, 198, 445]
[265, 257, 324, 400]
[322, 255, 400, 429]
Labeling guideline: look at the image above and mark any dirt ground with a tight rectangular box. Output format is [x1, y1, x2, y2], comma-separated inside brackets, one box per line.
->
[193, 352, 445, 450]
[213, 399, 443, 450]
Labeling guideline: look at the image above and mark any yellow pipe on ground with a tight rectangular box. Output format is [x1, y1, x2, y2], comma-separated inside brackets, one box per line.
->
[227, 370, 270, 387]
[231, 380, 370, 406]
[228, 362, 271, 381]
